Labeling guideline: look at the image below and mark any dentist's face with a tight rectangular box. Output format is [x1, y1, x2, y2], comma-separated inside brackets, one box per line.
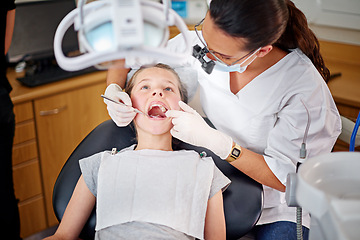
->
[202, 13, 257, 67]
[130, 67, 182, 136]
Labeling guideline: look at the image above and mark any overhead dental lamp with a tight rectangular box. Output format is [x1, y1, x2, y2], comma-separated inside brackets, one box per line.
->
[53, 0, 192, 71]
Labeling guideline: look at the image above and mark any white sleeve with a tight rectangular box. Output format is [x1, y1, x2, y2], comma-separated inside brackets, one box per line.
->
[168, 31, 202, 100]
[209, 165, 231, 199]
[264, 87, 341, 184]
[125, 31, 198, 69]
[79, 152, 103, 197]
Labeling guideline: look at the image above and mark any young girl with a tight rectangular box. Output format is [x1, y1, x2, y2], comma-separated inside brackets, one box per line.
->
[45, 63, 230, 240]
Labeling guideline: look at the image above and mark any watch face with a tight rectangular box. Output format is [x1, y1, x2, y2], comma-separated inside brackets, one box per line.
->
[232, 148, 241, 158]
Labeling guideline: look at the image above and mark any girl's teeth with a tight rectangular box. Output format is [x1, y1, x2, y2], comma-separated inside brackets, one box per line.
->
[150, 104, 166, 112]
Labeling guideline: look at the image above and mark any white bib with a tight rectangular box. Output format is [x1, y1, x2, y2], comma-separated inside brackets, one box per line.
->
[96, 148, 215, 240]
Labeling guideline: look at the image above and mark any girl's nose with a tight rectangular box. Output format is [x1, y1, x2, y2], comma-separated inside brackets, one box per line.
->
[152, 90, 163, 97]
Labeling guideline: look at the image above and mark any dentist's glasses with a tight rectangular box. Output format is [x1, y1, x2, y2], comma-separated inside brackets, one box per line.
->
[194, 18, 258, 67]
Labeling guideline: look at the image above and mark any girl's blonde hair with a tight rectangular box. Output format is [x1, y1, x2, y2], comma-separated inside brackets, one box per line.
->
[125, 63, 188, 103]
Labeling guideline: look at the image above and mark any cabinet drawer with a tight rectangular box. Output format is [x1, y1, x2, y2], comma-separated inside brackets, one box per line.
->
[13, 160, 42, 201]
[12, 140, 38, 166]
[18, 196, 47, 238]
[14, 121, 36, 145]
[14, 102, 34, 123]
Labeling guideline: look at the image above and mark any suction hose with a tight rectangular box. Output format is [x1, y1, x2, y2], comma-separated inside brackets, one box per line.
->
[297, 207, 303, 240]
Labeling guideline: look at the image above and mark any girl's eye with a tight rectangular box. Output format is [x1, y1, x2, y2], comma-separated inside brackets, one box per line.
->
[164, 87, 173, 92]
[140, 85, 149, 90]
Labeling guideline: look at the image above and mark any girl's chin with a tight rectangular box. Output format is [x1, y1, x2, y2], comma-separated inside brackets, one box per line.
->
[135, 120, 173, 135]
[147, 124, 173, 134]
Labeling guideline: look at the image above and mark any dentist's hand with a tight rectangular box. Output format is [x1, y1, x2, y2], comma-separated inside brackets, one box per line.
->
[166, 101, 233, 159]
[104, 83, 136, 127]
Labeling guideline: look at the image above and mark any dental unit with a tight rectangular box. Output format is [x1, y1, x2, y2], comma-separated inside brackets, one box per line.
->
[286, 111, 360, 240]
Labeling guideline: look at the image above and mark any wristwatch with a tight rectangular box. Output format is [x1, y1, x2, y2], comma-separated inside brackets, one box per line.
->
[226, 142, 242, 162]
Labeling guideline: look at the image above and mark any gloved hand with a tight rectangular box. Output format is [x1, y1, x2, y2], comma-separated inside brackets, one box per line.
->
[104, 83, 136, 127]
[166, 101, 233, 159]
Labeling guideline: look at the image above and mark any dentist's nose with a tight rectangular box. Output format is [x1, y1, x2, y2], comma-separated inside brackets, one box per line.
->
[206, 52, 216, 61]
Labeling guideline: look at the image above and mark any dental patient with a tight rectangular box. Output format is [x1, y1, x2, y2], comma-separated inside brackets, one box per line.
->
[44, 63, 230, 240]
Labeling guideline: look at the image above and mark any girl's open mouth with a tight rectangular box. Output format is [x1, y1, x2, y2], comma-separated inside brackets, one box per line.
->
[147, 104, 168, 118]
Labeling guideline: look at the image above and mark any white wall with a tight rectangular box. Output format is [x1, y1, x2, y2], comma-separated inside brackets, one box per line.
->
[293, 0, 360, 46]
[16, 0, 360, 46]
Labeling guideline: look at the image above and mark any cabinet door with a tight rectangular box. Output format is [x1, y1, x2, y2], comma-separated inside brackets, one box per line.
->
[34, 83, 109, 226]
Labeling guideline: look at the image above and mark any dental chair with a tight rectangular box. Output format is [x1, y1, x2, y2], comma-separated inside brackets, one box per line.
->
[52, 119, 263, 240]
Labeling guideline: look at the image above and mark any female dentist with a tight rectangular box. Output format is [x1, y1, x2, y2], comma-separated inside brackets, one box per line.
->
[104, 0, 341, 239]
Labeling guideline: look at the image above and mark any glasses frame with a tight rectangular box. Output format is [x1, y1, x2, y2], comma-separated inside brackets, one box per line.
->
[194, 18, 258, 67]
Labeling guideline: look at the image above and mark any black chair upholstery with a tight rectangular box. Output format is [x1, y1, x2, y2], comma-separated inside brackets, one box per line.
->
[53, 119, 263, 240]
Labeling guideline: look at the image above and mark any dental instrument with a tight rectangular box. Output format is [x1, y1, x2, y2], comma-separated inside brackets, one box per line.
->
[53, 0, 192, 71]
[101, 94, 150, 117]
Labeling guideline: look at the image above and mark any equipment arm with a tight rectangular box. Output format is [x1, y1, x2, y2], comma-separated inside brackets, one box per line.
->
[106, 60, 130, 88]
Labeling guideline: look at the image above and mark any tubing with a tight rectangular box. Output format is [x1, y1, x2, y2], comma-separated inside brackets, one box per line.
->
[349, 111, 360, 151]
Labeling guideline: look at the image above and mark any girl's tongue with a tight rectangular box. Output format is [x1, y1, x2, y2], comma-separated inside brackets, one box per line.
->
[148, 105, 167, 118]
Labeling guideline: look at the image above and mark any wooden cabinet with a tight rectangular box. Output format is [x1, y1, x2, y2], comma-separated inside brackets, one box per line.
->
[10, 71, 110, 238]
[12, 102, 47, 238]
[34, 82, 109, 226]
[323, 41, 360, 151]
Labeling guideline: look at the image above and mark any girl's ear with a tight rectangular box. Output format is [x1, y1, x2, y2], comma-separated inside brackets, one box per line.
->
[257, 45, 273, 58]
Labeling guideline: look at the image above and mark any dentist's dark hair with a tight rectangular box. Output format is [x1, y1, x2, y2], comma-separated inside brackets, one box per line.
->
[209, 0, 330, 82]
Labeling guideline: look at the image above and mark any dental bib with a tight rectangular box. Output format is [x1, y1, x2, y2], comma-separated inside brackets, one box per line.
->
[94, 147, 215, 239]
